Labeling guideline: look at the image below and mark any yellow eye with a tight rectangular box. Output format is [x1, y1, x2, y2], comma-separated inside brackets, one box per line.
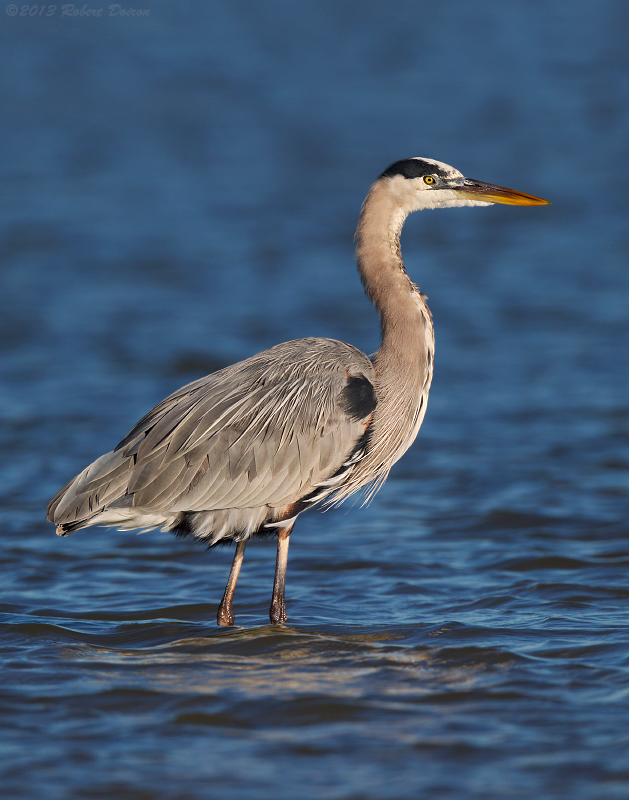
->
[423, 175, 435, 185]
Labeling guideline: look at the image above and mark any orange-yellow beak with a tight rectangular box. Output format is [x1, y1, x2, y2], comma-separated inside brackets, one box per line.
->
[450, 178, 550, 206]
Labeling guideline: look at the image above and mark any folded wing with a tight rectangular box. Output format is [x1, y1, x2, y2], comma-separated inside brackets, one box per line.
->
[47, 338, 376, 534]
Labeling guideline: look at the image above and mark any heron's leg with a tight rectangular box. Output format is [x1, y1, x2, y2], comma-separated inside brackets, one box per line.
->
[217, 540, 247, 627]
[270, 524, 294, 625]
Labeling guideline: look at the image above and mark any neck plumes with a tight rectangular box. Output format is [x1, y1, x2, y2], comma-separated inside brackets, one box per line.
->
[342, 182, 434, 500]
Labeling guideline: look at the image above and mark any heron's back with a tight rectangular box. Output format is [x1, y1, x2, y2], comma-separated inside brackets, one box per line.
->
[47, 338, 377, 544]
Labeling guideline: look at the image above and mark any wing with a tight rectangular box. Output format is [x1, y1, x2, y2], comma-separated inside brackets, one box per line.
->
[48, 338, 376, 527]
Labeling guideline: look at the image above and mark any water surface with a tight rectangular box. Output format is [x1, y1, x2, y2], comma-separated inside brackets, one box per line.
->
[1, 3, 629, 798]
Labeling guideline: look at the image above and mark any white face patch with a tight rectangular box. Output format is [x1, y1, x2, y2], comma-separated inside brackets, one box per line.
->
[421, 189, 493, 210]
[385, 174, 493, 212]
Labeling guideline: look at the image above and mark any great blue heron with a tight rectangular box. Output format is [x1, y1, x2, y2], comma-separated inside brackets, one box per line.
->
[47, 157, 548, 626]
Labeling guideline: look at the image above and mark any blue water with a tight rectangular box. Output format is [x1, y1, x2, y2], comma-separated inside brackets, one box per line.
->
[1, 2, 629, 798]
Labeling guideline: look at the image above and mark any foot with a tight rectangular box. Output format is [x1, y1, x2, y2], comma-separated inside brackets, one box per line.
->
[269, 599, 287, 625]
[217, 603, 235, 627]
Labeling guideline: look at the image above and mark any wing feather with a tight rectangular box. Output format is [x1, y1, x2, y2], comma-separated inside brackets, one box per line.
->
[48, 338, 376, 529]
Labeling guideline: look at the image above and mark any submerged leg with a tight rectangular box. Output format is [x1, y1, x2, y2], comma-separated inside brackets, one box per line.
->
[270, 524, 294, 625]
[217, 540, 247, 627]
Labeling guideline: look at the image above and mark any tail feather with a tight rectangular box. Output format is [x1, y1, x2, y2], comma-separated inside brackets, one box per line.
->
[55, 519, 91, 537]
[47, 449, 129, 529]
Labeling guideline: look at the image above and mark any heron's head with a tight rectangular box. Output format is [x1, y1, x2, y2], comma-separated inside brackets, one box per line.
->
[379, 157, 549, 212]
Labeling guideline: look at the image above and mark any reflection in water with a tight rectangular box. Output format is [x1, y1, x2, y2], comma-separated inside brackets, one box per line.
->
[59, 624, 502, 704]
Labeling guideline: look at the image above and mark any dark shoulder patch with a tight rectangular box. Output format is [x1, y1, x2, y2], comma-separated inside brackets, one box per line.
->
[340, 374, 377, 422]
[380, 159, 448, 180]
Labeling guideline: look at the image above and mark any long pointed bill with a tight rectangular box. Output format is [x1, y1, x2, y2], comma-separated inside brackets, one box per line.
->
[451, 178, 550, 206]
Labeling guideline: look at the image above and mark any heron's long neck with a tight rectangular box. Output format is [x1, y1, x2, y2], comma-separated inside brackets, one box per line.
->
[331, 186, 436, 502]
[355, 188, 434, 378]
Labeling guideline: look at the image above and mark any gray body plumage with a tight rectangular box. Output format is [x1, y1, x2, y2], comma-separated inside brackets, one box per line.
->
[48, 338, 380, 544]
[47, 157, 547, 625]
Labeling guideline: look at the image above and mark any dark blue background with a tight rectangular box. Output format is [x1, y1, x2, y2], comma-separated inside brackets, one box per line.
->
[1, 2, 628, 799]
